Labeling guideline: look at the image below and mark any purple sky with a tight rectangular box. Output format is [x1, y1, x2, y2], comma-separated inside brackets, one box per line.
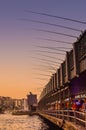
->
[0, 0, 86, 98]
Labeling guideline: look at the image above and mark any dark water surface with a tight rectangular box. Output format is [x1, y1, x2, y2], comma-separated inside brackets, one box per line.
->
[0, 113, 62, 130]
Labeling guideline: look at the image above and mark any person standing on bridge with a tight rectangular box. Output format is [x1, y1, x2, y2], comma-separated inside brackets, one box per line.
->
[72, 102, 77, 110]
[81, 99, 86, 112]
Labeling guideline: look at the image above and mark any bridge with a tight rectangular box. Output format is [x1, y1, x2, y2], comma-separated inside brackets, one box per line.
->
[38, 30, 86, 129]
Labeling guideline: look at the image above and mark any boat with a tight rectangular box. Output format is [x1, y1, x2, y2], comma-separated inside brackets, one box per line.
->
[12, 110, 29, 115]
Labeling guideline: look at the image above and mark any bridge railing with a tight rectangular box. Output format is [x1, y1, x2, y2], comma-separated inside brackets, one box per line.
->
[43, 109, 86, 128]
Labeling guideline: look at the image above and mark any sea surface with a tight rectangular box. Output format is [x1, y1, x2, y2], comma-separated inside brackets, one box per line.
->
[0, 113, 62, 130]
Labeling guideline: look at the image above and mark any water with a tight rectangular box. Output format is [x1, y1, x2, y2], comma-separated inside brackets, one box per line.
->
[0, 114, 62, 130]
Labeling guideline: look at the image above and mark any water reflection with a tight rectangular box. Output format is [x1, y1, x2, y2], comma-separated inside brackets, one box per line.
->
[0, 114, 61, 130]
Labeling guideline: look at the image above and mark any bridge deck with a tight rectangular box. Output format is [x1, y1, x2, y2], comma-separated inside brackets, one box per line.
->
[38, 111, 86, 130]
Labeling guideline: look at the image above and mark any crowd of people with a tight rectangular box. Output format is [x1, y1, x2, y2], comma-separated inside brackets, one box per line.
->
[71, 99, 86, 112]
[48, 98, 86, 112]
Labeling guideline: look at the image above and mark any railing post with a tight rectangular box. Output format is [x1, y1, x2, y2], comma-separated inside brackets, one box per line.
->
[56, 110, 58, 118]
[62, 110, 64, 120]
[74, 110, 76, 124]
[67, 110, 69, 121]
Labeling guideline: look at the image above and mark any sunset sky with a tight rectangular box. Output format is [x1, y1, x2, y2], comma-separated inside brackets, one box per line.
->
[0, 0, 86, 99]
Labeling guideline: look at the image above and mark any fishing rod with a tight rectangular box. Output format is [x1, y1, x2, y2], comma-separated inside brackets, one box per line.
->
[38, 38, 73, 44]
[24, 10, 86, 24]
[34, 28, 77, 38]
[34, 49, 65, 55]
[34, 77, 50, 81]
[33, 73, 52, 77]
[35, 45, 67, 52]
[20, 18, 82, 32]
[35, 53, 64, 62]
[32, 56, 61, 64]
[32, 67, 56, 73]
[33, 61, 59, 68]
[33, 64, 57, 70]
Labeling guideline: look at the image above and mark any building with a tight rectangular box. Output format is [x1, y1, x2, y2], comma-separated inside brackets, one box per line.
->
[13, 99, 22, 109]
[27, 92, 37, 112]
[38, 30, 86, 110]
[21, 98, 28, 111]
[0, 96, 13, 110]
